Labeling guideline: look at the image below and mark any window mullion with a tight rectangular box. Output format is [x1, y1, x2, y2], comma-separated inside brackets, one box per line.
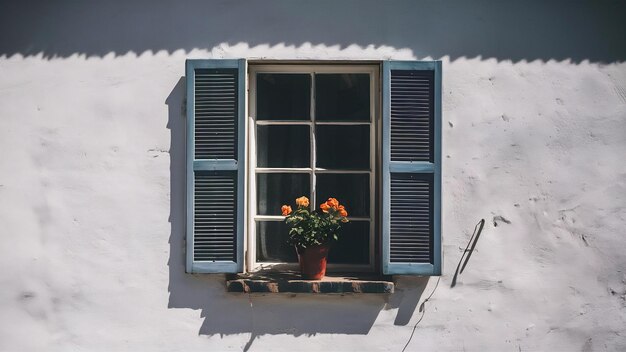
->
[315, 121, 370, 125]
[256, 120, 312, 126]
[255, 168, 313, 173]
[310, 72, 316, 208]
[370, 70, 377, 271]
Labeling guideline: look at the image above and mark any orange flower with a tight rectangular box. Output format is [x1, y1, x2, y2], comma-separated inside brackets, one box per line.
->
[338, 205, 348, 217]
[295, 196, 309, 208]
[281, 205, 292, 216]
[320, 203, 330, 213]
[326, 198, 339, 209]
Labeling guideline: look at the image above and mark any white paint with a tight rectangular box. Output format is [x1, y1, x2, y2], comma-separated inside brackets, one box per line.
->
[1, 2, 625, 351]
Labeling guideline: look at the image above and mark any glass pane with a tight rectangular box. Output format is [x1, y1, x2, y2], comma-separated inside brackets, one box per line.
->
[257, 221, 370, 264]
[328, 221, 370, 264]
[316, 173, 369, 217]
[257, 74, 311, 120]
[257, 173, 310, 216]
[316, 125, 370, 170]
[256, 221, 298, 263]
[257, 125, 310, 168]
[315, 74, 370, 121]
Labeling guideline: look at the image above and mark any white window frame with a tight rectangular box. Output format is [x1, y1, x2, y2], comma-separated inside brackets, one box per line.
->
[247, 64, 380, 273]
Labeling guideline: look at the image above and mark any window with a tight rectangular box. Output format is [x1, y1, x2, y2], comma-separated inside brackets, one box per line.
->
[185, 59, 441, 276]
[249, 65, 378, 272]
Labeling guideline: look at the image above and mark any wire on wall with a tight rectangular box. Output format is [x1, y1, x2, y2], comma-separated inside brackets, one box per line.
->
[401, 276, 441, 352]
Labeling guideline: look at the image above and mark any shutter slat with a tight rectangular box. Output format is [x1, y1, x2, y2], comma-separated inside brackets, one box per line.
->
[194, 69, 238, 160]
[193, 172, 237, 262]
[389, 174, 433, 263]
[390, 69, 434, 163]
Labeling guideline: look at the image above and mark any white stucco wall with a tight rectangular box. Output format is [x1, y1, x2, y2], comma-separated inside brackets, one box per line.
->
[1, 1, 625, 351]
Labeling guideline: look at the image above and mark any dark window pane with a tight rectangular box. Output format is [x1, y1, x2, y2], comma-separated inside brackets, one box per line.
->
[328, 221, 370, 264]
[256, 221, 298, 263]
[257, 125, 310, 168]
[316, 74, 370, 121]
[316, 125, 370, 170]
[257, 221, 370, 265]
[316, 173, 369, 217]
[257, 173, 310, 216]
[257, 74, 311, 120]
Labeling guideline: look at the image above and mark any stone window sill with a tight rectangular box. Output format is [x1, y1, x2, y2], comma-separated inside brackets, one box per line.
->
[226, 271, 394, 294]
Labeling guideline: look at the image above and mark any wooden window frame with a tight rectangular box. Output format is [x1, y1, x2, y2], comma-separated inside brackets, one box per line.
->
[247, 64, 381, 273]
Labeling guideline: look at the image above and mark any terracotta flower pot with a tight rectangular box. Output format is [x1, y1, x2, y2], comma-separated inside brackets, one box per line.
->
[296, 244, 330, 280]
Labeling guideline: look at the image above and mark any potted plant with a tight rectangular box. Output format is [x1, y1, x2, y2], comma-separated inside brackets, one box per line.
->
[281, 196, 349, 280]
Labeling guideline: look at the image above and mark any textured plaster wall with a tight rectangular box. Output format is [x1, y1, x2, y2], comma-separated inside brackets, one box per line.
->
[0, 1, 625, 351]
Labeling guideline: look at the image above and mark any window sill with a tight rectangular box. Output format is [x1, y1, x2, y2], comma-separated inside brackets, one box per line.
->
[226, 271, 394, 294]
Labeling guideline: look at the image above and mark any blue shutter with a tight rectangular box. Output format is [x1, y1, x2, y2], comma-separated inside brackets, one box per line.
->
[382, 61, 442, 275]
[186, 59, 246, 273]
